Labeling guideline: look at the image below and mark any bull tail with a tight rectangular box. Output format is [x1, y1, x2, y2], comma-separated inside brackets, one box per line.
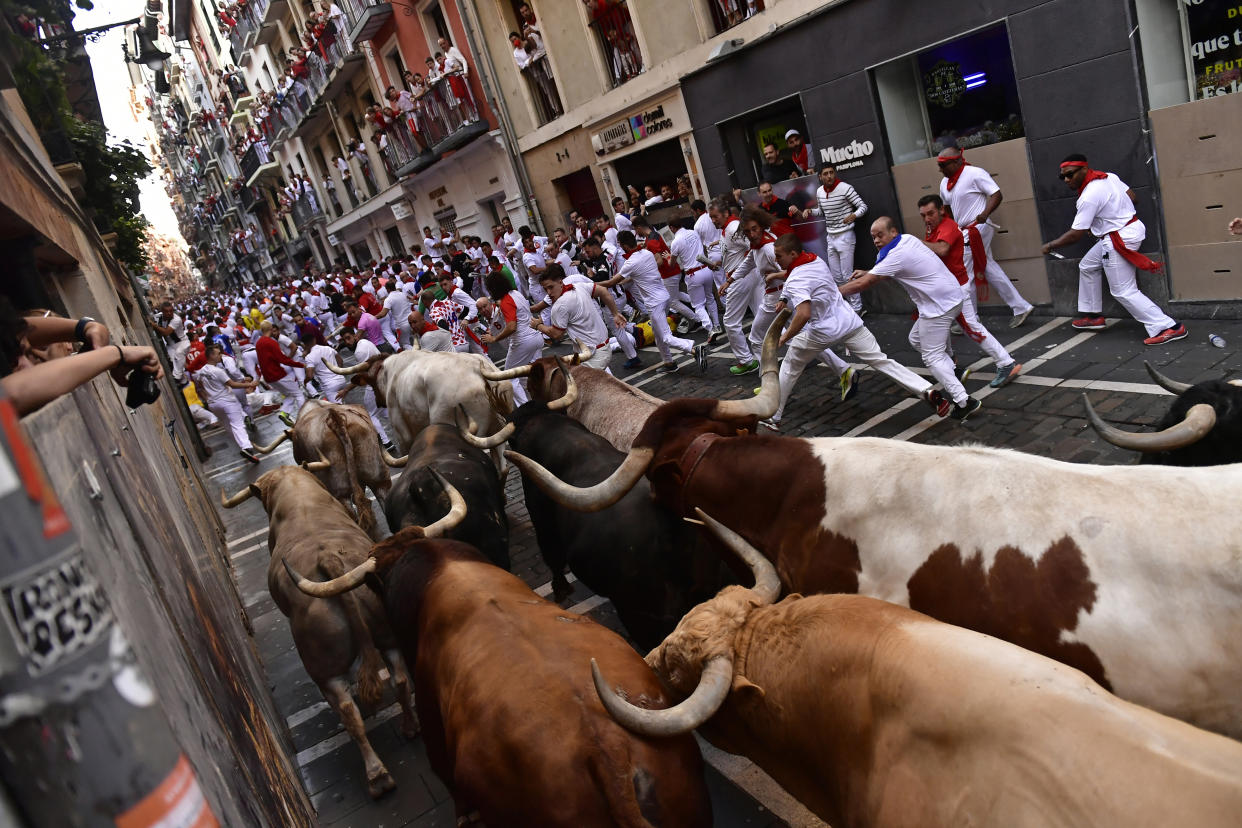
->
[327, 408, 375, 537]
[583, 717, 662, 827]
[319, 554, 386, 709]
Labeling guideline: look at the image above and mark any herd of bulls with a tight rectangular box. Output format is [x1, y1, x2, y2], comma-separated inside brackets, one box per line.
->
[220, 313, 1242, 826]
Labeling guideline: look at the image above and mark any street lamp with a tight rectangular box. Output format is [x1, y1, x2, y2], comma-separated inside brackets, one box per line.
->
[131, 26, 171, 71]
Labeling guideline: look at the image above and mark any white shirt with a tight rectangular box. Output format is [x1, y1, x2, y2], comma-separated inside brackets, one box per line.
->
[445, 286, 477, 321]
[305, 344, 348, 394]
[549, 282, 608, 347]
[719, 219, 751, 278]
[194, 363, 234, 403]
[1072, 172, 1142, 240]
[554, 249, 580, 276]
[694, 212, 719, 264]
[352, 336, 381, 363]
[940, 165, 1000, 229]
[781, 255, 861, 343]
[497, 289, 543, 347]
[868, 234, 964, 318]
[443, 46, 469, 77]
[670, 227, 706, 272]
[614, 212, 633, 234]
[382, 290, 412, 327]
[617, 248, 668, 310]
[521, 244, 548, 281]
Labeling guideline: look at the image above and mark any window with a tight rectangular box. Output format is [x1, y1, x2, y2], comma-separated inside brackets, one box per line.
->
[422, 1, 452, 45]
[433, 207, 458, 237]
[383, 226, 405, 257]
[1136, 0, 1240, 109]
[706, 0, 764, 36]
[874, 24, 1024, 163]
[715, 96, 808, 188]
[386, 46, 408, 88]
[349, 239, 372, 265]
[587, 0, 643, 87]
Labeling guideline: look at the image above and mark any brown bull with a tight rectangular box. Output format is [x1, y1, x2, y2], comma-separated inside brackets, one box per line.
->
[284, 505, 713, 826]
[221, 466, 418, 798]
[594, 511, 1242, 828]
[252, 400, 406, 539]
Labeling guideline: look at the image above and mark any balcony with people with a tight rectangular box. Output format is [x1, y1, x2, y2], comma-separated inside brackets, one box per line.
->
[705, 0, 764, 34]
[585, 0, 643, 88]
[509, 20, 561, 125]
[370, 62, 488, 180]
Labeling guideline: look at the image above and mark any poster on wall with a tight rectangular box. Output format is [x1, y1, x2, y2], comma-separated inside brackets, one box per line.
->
[1185, 0, 1242, 98]
[737, 176, 830, 262]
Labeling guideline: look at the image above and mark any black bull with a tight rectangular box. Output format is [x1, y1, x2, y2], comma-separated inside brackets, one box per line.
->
[384, 425, 510, 570]
[505, 400, 728, 651]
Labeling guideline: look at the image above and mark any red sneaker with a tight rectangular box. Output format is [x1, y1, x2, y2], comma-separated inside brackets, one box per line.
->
[1143, 324, 1188, 346]
[1071, 315, 1107, 330]
[922, 389, 951, 417]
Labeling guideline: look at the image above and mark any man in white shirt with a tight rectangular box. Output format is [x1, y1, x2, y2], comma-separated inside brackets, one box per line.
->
[152, 301, 190, 382]
[600, 232, 704, 374]
[192, 344, 260, 461]
[669, 217, 718, 334]
[763, 234, 931, 430]
[338, 327, 392, 444]
[300, 332, 349, 404]
[691, 199, 723, 286]
[706, 197, 763, 373]
[528, 265, 620, 372]
[842, 217, 979, 421]
[800, 162, 868, 314]
[519, 227, 552, 323]
[611, 197, 633, 235]
[936, 146, 1034, 328]
[1042, 153, 1183, 346]
[423, 226, 445, 261]
[375, 287, 412, 350]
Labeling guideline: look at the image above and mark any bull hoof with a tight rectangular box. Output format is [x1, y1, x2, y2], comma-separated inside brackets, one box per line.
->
[552, 576, 572, 604]
[400, 713, 420, 740]
[367, 770, 396, 799]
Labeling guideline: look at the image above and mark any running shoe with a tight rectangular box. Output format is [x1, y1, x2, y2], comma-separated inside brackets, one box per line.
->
[922, 388, 951, 417]
[676, 318, 691, 335]
[949, 397, 983, 421]
[707, 327, 724, 345]
[729, 359, 759, 376]
[758, 417, 781, 432]
[240, 447, 261, 464]
[694, 343, 709, 373]
[990, 362, 1022, 388]
[1143, 324, 1188, 346]
[657, 362, 679, 375]
[840, 367, 860, 402]
[622, 357, 642, 369]
[1010, 308, 1033, 329]
[1071, 315, 1107, 330]
[278, 412, 296, 428]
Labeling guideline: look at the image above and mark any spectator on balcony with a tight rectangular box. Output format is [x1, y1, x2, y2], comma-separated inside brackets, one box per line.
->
[334, 154, 359, 206]
[298, 174, 320, 213]
[509, 30, 561, 119]
[321, 0, 351, 54]
[435, 49, 477, 126]
[585, 0, 642, 83]
[438, 37, 469, 80]
[348, 138, 377, 196]
[759, 141, 800, 182]
[784, 128, 814, 176]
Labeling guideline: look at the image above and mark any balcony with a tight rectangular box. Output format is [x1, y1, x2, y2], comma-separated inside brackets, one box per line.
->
[587, 0, 643, 88]
[290, 191, 324, 230]
[377, 75, 488, 179]
[240, 142, 279, 187]
[706, 0, 764, 34]
[239, 183, 261, 213]
[341, 0, 392, 43]
[519, 54, 562, 126]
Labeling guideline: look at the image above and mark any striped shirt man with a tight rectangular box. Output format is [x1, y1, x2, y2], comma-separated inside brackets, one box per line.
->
[809, 175, 867, 236]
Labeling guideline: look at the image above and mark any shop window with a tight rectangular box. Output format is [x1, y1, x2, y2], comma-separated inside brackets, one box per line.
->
[715, 96, 808, 188]
[874, 24, 1024, 162]
[1136, 0, 1239, 109]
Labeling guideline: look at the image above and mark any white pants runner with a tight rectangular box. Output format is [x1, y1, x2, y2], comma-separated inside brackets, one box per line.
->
[644, 295, 695, 362]
[683, 266, 718, 329]
[506, 334, 545, 407]
[958, 281, 1013, 367]
[963, 223, 1033, 316]
[661, 276, 699, 325]
[272, 374, 305, 418]
[1077, 230, 1174, 337]
[824, 231, 862, 312]
[361, 387, 390, 443]
[206, 393, 252, 450]
[909, 304, 968, 405]
[722, 270, 762, 364]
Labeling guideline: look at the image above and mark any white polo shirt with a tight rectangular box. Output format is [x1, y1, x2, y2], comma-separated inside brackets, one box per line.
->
[194, 363, 234, 404]
[305, 344, 348, 396]
[1072, 173, 1143, 240]
[617, 248, 669, 310]
[781, 255, 861, 343]
[382, 290, 412, 327]
[670, 227, 705, 272]
[694, 212, 718, 262]
[548, 281, 608, 347]
[940, 164, 1000, 227]
[868, 234, 963, 318]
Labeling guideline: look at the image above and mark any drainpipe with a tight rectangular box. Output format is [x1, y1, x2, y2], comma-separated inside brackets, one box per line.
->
[455, 0, 544, 236]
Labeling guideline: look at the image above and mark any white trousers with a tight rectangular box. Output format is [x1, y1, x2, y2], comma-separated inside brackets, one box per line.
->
[598, 307, 637, 359]
[241, 349, 259, 379]
[170, 340, 190, 381]
[963, 223, 1033, 316]
[824, 231, 862, 312]
[362, 387, 390, 443]
[908, 303, 968, 405]
[1077, 233, 1174, 337]
[958, 281, 1013, 367]
[206, 393, 252, 450]
[528, 280, 552, 325]
[749, 293, 849, 377]
[774, 325, 930, 421]
[272, 374, 305, 418]
[683, 267, 718, 329]
[506, 334, 545, 407]
[644, 295, 695, 362]
[722, 270, 762, 363]
[189, 404, 217, 427]
[380, 314, 399, 350]
[661, 276, 698, 324]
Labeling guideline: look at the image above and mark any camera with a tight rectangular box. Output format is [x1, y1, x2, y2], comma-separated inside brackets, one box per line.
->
[125, 368, 161, 408]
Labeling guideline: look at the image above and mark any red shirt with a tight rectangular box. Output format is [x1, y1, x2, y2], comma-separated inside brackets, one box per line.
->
[643, 234, 680, 279]
[358, 292, 382, 315]
[255, 335, 303, 382]
[926, 216, 968, 285]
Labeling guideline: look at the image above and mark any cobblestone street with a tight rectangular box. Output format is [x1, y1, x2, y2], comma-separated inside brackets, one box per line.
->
[201, 309, 1239, 827]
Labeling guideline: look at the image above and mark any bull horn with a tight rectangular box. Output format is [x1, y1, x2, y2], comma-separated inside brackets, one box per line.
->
[301, 451, 331, 472]
[422, 468, 467, 538]
[284, 557, 375, 598]
[455, 404, 515, 450]
[710, 308, 788, 421]
[1229, 380, 1242, 389]
[326, 360, 369, 375]
[546, 356, 578, 412]
[480, 362, 533, 381]
[1083, 395, 1216, 453]
[591, 656, 733, 737]
[220, 485, 255, 508]
[569, 339, 596, 365]
[1144, 361, 1193, 395]
[693, 508, 780, 605]
[505, 446, 654, 512]
[382, 446, 408, 467]
[252, 429, 292, 454]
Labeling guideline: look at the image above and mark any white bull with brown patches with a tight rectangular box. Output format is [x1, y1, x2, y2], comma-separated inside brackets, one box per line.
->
[593, 512, 1242, 828]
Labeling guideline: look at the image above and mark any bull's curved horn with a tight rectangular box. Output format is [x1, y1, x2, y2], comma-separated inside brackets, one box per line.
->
[1228, 380, 1242, 389]
[422, 468, 467, 538]
[382, 446, 408, 467]
[710, 308, 788, 421]
[284, 557, 375, 598]
[326, 360, 369, 375]
[252, 429, 292, 454]
[591, 656, 732, 737]
[569, 340, 596, 366]
[455, 404, 515, 450]
[1083, 395, 1216, 453]
[1144, 361, 1193, 395]
[480, 362, 533, 381]
[505, 447, 654, 512]
[693, 508, 780, 605]
[546, 356, 578, 412]
[220, 485, 255, 508]
[301, 451, 331, 472]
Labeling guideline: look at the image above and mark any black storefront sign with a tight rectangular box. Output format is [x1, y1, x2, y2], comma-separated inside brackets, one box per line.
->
[1185, 0, 1242, 98]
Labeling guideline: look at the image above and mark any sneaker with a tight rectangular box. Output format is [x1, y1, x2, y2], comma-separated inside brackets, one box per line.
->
[729, 359, 760, 376]
[1143, 324, 1188, 346]
[758, 417, 781, 432]
[278, 412, 296, 428]
[1010, 308, 1033, 329]
[676, 318, 690, 334]
[950, 321, 963, 336]
[839, 367, 860, 402]
[990, 362, 1021, 388]
[657, 362, 679, 374]
[707, 327, 724, 345]
[244, 415, 255, 430]
[622, 357, 642, 369]
[949, 397, 983, 421]
[240, 447, 261, 464]
[953, 363, 973, 383]
[922, 388, 951, 417]
[693, 343, 709, 373]
[1071, 315, 1107, 330]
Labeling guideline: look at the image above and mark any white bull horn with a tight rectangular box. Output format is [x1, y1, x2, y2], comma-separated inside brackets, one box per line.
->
[591, 656, 733, 738]
[480, 362, 533, 381]
[569, 340, 596, 365]
[711, 308, 788, 421]
[326, 360, 370, 376]
[284, 556, 376, 598]
[1083, 395, 1216, 453]
[382, 445, 409, 467]
[505, 447, 654, 512]
[301, 451, 331, 472]
[1144, 361, 1193, 395]
[220, 485, 256, 508]
[252, 429, 292, 454]
[422, 468, 468, 538]
[455, 404, 515, 450]
[692, 508, 781, 605]
[546, 356, 579, 412]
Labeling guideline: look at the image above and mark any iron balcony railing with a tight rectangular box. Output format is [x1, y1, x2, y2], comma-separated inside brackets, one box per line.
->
[378, 72, 483, 175]
[705, 0, 764, 35]
[587, 0, 643, 88]
[520, 54, 561, 125]
[239, 141, 272, 181]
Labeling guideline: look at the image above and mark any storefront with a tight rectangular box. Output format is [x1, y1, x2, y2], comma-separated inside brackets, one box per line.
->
[679, 0, 1242, 315]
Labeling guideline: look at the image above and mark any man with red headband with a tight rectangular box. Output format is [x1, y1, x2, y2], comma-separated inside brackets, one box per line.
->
[936, 145, 1034, 328]
[1041, 153, 1184, 346]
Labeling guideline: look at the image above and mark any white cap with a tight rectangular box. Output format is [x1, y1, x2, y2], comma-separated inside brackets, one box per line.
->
[784, 128, 801, 140]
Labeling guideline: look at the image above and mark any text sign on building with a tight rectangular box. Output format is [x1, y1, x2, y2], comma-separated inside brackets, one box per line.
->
[819, 139, 875, 171]
[391, 200, 414, 221]
[1185, 0, 1242, 98]
[593, 103, 677, 155]
[595, 119, 636, 154]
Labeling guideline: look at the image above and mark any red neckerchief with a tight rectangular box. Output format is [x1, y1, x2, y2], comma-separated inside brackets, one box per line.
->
[791, 145, 808, 171]
[1074, 167, 1109, 194]
[762, 195, 776, 210]
[1063, 164, 1162, 273]
[823, 179, 839, 194]
[787, 251, 818, 273]
[750, 231, 777, 251]
[944, 162, 969, 191]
